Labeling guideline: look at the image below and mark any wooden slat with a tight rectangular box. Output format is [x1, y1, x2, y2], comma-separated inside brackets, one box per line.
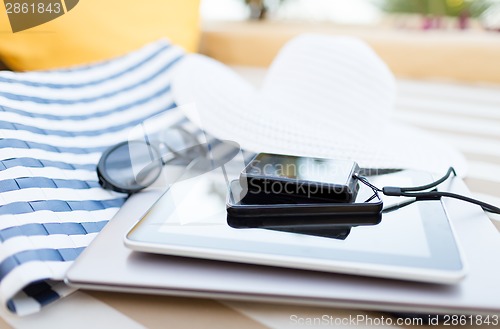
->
[87, 291, 268, 329]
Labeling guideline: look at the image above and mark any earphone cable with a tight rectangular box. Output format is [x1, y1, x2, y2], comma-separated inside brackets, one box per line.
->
[354, 168, 500, 215]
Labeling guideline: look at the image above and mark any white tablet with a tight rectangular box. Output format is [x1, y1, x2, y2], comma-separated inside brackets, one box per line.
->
[125, 168, 466, 284]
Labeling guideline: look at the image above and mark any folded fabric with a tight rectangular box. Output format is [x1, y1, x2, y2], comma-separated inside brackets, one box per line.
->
[0, 40, 184, 316]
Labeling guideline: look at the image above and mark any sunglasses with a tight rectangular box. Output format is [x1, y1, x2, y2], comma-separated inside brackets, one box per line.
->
[97, 113, 241, 194]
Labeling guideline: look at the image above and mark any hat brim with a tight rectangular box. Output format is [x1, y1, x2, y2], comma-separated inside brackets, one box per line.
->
[171, 35, 467, 176]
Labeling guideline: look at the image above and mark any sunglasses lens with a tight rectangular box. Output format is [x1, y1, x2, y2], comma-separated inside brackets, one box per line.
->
[179, 140, 241, 180]
[102, 142, 162, 192]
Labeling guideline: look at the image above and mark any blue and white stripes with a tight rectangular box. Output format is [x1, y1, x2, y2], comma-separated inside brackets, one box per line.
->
[0, 40, 184, 315]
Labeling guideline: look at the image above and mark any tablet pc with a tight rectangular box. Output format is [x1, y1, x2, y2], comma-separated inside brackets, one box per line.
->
[125, 168, 466, 284]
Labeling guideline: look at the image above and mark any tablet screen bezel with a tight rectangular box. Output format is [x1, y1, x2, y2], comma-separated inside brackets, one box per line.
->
[125, 169, 465, 283]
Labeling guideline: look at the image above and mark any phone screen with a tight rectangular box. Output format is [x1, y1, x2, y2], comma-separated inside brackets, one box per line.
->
[244, 153, 357, 185]
[242, 153, 359, 203]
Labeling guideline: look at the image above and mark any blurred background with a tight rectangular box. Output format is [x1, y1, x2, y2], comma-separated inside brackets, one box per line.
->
[199, 0, 500, 84]
[202, 0, 500, 30]
[1, 0, 499, 83]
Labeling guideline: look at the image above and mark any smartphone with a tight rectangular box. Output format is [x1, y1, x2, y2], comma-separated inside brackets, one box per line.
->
[240, 153, 360, 203]
[226, 180, 383, 229]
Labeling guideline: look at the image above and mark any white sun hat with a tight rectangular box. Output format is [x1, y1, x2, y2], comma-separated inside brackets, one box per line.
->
[171, 34, 467, 175]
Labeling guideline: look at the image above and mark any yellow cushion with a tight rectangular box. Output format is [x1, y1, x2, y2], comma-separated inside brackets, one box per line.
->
[0, 0, 200, 71]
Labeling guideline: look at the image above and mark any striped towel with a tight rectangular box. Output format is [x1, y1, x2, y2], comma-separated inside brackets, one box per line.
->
[0, 40, 185, 316]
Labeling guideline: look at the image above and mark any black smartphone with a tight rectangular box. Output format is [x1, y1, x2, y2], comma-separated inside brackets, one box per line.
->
[227, 180, 383, 229]
[240, 153, 360, 203]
